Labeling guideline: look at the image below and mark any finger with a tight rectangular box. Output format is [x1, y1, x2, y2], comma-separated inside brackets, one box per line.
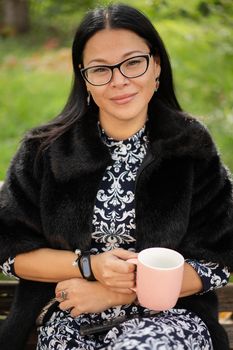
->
[103, 273, 136, 290]
[55, 282, 69, 294]
[127, 262, 137, 273]
[114, 272, 136, 281]
[112, 248, 138, 260]
[58, 300, 74, 311]
[70, 307, 82, 318]
[113, 280, 136, 289]
[55, 288, 68, 300]
[110, 287, 135, 294]
[111, 259, 136, 274]
[104, 271, 135, 282]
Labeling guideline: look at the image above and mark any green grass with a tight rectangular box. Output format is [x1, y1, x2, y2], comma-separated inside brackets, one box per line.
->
[0, 273, 16, 281]
[0, 16, 232, 179]
[0, 53, 72, 178]
[156, 18, 233, 170]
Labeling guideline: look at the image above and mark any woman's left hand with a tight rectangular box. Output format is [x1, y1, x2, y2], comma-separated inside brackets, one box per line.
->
[55, 278, 136, 317]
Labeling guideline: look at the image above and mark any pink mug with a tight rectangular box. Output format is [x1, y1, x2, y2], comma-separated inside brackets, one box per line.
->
[127, 247, 184, 311]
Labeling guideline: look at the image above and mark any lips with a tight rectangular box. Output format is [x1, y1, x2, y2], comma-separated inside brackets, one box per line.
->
[110, 92, 137, 104]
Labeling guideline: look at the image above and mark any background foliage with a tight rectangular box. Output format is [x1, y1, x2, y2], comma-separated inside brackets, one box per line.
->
[0, 0, 232, 180]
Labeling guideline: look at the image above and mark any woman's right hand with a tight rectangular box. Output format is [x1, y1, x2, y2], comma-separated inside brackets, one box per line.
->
[91, 248, 138, 294]
[55, 278, 137, 317]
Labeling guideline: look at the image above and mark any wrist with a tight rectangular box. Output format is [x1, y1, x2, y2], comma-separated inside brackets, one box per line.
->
[72, 249, 83, 278]
[90, 254, 97, 278]
[72, 250, 96, 281]
[80, 251, 96, 281]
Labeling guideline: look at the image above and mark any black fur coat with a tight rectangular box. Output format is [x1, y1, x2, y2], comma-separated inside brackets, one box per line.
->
[0, 101, 233, 349]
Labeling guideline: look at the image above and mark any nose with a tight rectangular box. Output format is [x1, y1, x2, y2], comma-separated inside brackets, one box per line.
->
[110, 67, 129, 86]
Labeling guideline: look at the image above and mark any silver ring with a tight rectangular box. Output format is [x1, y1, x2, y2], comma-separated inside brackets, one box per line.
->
[61, 290, 68, 301]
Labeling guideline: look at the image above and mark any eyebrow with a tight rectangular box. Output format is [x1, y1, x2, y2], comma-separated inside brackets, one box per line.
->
[86, 50, 148, 66]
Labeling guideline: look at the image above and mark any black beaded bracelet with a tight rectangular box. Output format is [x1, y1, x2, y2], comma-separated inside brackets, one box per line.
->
[72, 249, 84, 277]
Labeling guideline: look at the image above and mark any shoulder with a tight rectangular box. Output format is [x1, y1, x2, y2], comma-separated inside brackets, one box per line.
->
[181, 116, 232, 189]
[180, 114, 217, 159]
[7, 128, 45, 184]
[177, 115, 229, 180]
[149, 105, 218, 161]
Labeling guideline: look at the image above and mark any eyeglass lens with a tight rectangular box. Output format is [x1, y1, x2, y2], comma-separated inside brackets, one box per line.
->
[84, 56, 148, 86]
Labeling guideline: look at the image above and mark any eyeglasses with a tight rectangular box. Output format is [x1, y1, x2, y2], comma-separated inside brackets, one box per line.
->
[80, 53, 152, 86]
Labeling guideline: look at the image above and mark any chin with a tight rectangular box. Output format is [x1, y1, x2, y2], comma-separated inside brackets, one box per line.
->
[113, 114, 139, 122]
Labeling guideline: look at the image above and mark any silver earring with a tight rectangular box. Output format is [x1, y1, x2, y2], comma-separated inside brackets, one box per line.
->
[87, 91, 91, 106]
[155, 77, 160, 92]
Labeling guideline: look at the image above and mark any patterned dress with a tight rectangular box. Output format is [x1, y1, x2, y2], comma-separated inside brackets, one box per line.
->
[1, 125, 230, 350]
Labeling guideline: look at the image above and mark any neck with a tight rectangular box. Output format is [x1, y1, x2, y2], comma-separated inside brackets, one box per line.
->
[98, 114, 147, 141]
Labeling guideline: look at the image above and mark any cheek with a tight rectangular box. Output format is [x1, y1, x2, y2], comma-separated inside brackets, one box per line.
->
[148, 76, 156, 90]
[89, 88, 106, 107]
[141, 75, 156, 98]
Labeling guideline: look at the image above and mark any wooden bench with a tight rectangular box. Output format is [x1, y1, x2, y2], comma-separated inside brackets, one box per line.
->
[0, 280, 37, 349]
[217, 283, 233, 348]
[0, 279, 233, 349]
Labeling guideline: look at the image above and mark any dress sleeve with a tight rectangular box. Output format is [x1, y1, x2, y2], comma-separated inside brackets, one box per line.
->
[186, 259, 230, 294]
[0, 257, 18, 279]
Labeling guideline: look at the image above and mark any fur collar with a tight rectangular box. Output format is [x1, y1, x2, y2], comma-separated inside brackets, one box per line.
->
[50, 100, 216, 182]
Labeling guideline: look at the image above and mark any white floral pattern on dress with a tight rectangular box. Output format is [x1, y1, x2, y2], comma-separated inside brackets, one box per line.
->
[186, 259, 230, 293]
[103, 309, 213, 349]
[90, 124, 148, 253]
[0, 256, 18, 279]
[36, 308, 213, 349]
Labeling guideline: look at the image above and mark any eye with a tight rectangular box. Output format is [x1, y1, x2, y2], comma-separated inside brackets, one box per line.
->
[126, 58, 144, 66]
[91, 67, 109, 74]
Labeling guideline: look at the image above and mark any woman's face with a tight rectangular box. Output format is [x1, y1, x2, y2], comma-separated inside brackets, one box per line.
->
[82, 29, 160, 135]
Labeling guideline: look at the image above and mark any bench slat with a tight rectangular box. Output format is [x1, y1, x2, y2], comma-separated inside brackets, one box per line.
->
[0, 280, 18, 316]
[216, 284, 233, 312]
[224, 324, 233, 349]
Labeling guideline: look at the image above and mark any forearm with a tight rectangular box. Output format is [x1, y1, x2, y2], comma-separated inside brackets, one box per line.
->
[179, 262, 203, 297]
[14, 248, 82, 282]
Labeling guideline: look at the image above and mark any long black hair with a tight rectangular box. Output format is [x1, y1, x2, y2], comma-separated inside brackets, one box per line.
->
[28, 3, 182, 151]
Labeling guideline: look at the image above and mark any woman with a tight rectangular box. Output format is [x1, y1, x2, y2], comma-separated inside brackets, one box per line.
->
[0, 4, 233, 350]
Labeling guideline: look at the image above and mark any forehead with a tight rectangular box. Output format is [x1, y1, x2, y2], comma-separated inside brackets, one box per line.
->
[83, 29, 149, 65]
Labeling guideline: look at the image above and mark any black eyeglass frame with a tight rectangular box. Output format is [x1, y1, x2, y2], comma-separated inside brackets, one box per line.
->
[80, 53, 152, 86]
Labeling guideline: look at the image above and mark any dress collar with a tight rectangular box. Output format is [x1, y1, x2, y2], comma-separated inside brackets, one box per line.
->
[98, 123, 148, 160]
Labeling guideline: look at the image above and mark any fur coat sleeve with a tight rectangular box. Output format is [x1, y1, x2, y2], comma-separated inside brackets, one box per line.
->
[0, 137, 49, 265]
[181, 144, 233, 268]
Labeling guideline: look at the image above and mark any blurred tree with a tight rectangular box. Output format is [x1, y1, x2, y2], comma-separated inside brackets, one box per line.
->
[0, 0, 95, 37]
[135, 0, 233, 22]
[198, 0, 233, 20]
[30, 0, 95, 15]
[1, 0, 30, 34]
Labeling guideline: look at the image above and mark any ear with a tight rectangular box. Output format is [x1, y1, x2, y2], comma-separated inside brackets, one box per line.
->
[155, 64, 161, 79]
[79, 63, 89, 90]
[153, 55, 161, 77]
[154, 55, 161, 65]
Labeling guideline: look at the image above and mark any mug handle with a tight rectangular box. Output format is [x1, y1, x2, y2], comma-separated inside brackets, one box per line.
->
[126, 258, 138, 292]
